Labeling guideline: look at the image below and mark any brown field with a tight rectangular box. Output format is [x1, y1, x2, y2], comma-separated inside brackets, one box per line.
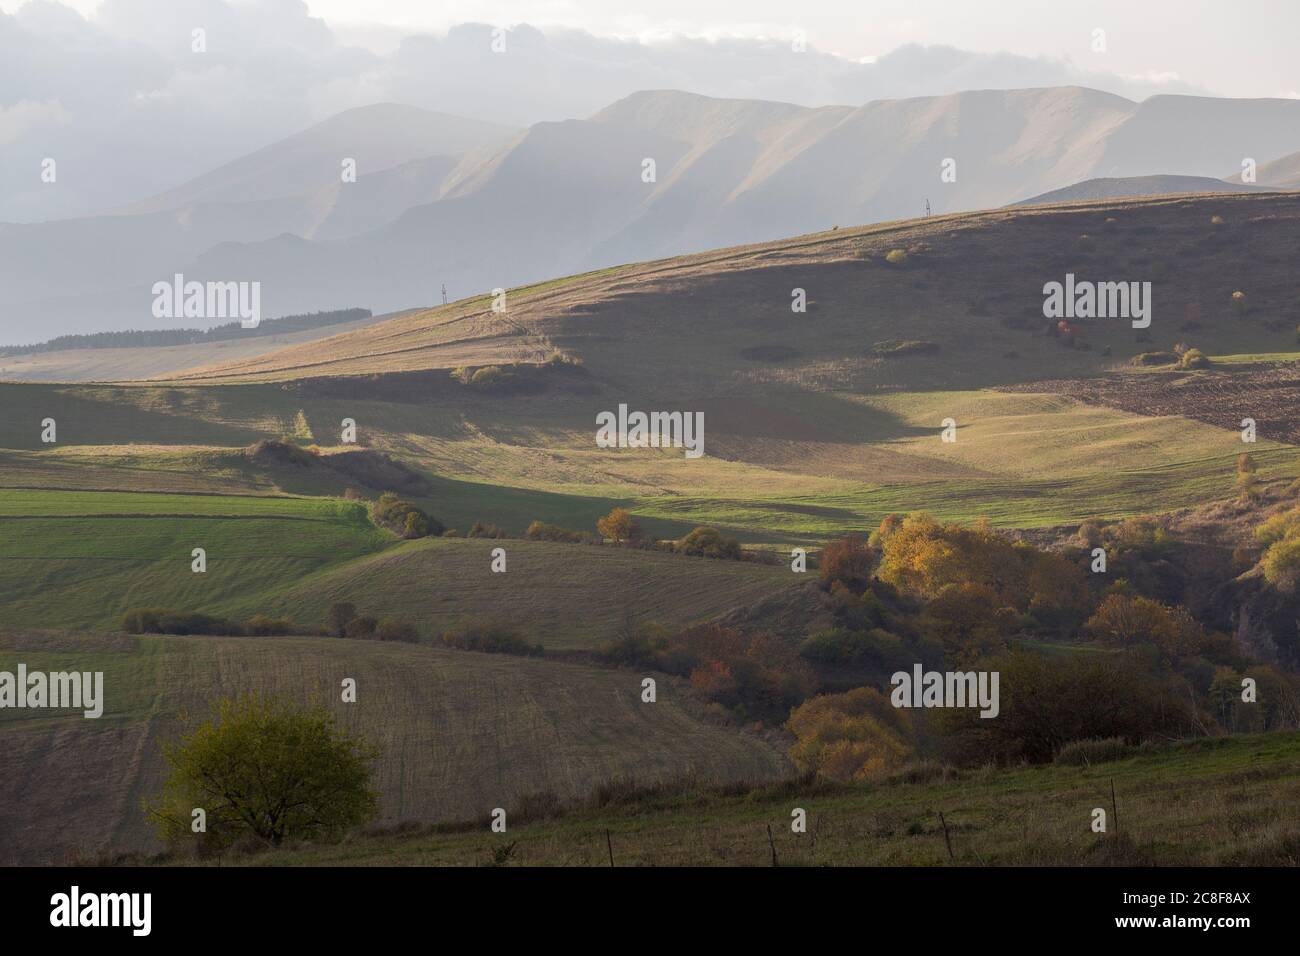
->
[1001, 362, 1300, 444]
[0, 629, 791, 865]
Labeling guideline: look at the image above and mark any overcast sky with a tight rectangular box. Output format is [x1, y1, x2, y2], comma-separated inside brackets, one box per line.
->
[1, 0, 1295, 221]
[7, 0, 1295, 98]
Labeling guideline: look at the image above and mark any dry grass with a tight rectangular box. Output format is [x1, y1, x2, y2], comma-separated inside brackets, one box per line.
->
[0, 629, 791, 865]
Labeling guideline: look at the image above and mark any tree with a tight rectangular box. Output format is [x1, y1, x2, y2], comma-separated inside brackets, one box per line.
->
[148, 695, 378, 853]
[819, 533, 876, 591]
[326, 602, 357, 638]
[344, 615, 378, 639]
[938, 649, 1197, 765]
[1084, 593, 1202, 663]
[676, 526, 741, 559]
[596, 507, 639, 543]
[375, 618, 420, 643]
[787, 687, 914, 781]
[403, 510, 429, 538]
[921, 582, 1010, 666]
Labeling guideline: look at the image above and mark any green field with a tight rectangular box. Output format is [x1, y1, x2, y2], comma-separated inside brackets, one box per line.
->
[0, 630, 791, 865]
[0, 491, 390, 631]
[231, 732, 1300, 867]
[0, 489, 797, 642]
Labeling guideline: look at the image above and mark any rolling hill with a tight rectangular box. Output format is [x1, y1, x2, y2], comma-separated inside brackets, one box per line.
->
[0, 311, 400, 383]
[5, 192, 1300, 547]
[0, 629, 790, 865]
[0, 487, 796, 642]
[6, 192, 1300, 868]
[1249, 149, 1300, 188]
[223, 731, 1300, 867]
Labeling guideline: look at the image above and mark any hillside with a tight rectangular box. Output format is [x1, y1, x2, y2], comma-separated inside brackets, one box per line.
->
[4, 193, 1300, 548]
[0, 629, 790, 865]
[200, 732, 1300, 867]
[12, 87, 1300, 339]
[174, 191, 1300, 391]
[0, 488, 792, 641]
[1250, 149, 1300, 188]
[173, 88, 1300, 323]
[1016, 176, 1269, 205]
[119, 104, 516, 214]
[0, 311, 397, 383]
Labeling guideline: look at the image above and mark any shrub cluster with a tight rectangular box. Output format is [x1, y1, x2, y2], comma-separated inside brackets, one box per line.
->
[121, 608, 296, 637]
[441, 620, 543, 656]
[372, 492, 444, 538]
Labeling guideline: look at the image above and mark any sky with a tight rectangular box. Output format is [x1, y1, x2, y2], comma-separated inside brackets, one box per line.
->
[4, 0, 1296, 99]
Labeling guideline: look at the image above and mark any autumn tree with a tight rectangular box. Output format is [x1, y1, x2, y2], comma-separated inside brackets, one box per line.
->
[876, 513, 1020, 601]
[939, 649, 1196, 765]
[921, 582, 1011, 666]
[1084, 593, 1203, 663]
[818, 533, 876, 591]
[787, 687, 914, 781]
[596, 506, 639, 543]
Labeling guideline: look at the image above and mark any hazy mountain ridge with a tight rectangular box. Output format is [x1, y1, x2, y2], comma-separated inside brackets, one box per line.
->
[9, 87, 1300, 343]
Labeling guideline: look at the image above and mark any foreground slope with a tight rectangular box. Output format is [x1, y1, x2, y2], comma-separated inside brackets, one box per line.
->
[0, 630, 791, 865]
[231, 732, 1300, 866]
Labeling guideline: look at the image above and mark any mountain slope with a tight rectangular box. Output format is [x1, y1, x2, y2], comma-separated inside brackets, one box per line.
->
[150, 87, 1300, 324]
[119, 104, 516, 214]
[11, 87, 1300, 340]
[1016, 175, 1270, 205]
[1249, 150, 1300, 188]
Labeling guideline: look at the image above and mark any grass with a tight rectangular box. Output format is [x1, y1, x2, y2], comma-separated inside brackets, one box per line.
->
[1209, 351, 1300, 364]
[0, 490, 389, 631]
[0, 489, 797, 641]
[238, 535, 798, 649]
[222, 732, 1300, 867]
[0, 630, 791, 865]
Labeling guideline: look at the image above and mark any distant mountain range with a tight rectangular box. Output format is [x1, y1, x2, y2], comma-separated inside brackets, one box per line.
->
[8, 86, 1300, 343]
